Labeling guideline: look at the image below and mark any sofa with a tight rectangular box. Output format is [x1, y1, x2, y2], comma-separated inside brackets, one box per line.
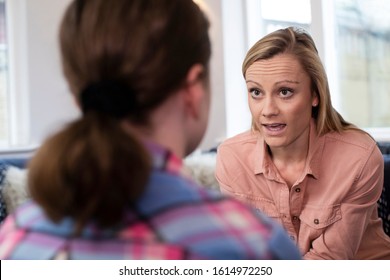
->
[1, 144, 390, 237]
[377, 142, 390, 236]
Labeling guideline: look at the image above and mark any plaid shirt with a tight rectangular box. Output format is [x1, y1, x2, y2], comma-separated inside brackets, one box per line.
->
[0, 143, 301, 260]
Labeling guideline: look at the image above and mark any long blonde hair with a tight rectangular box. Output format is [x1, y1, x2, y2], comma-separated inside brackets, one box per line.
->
[243, 27, 355, 135]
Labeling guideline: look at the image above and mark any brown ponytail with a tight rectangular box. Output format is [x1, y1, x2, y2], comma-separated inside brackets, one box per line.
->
[28, 114, 151, 234]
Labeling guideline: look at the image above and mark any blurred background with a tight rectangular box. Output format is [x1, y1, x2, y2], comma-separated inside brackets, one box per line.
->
[1, 0, 390, 153]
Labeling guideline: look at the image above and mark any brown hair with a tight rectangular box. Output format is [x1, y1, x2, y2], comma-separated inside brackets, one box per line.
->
[28, 0, 211, 234]
[243, 27, 355, 135]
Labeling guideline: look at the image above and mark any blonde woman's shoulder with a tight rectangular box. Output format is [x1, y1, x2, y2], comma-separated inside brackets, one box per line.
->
[326, 128, 377, 151]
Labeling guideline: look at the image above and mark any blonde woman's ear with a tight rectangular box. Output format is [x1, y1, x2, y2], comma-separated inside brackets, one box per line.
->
[312, 95, 319, 107]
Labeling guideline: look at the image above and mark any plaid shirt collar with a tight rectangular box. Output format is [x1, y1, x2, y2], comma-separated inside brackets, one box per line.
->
[145, 141, 183, 175]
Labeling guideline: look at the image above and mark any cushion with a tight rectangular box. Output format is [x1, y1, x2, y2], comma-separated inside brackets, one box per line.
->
[183, 151, 219, 190]
[0, 166, 29, 215]
[0, 165, 30, 224]
[0, 163, 9, 223]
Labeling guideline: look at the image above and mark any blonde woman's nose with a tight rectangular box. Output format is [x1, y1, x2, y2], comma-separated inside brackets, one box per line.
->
[261, 96, 279, 117]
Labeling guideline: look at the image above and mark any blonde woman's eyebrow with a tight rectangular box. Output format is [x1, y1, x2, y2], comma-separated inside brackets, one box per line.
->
[275, 80, 300, 85]
[245, 80, 261, 86]
[246, 79, 299, 86]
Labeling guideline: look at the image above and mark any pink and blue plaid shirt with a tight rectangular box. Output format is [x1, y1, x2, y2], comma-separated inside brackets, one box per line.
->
[0, 143, 301, 259]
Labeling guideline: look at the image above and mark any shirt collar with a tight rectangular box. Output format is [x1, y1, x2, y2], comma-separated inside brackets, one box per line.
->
[144, 141, 183, 175]
[253, 119, 323, 180]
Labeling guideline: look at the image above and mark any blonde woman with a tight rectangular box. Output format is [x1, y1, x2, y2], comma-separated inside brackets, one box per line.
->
[216, 27, 390, 259]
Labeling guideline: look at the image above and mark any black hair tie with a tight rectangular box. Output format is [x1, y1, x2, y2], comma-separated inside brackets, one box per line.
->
[80, 81, 138, 119]
[75, 0, 86, 26]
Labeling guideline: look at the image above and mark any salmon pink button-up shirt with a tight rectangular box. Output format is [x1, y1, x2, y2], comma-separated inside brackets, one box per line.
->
[216, 120, 390, 259]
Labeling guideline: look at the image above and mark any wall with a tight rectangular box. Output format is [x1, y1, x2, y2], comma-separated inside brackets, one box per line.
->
[220, 0, 251, 139]
[197, 0, 227, 150]
[25, 0, 78, 146]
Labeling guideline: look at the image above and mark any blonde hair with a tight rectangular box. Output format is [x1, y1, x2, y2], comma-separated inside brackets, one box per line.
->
[243, 27, 355, 135]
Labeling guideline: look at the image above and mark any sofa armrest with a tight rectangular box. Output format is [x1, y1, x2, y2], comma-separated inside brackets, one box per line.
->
[379, 154, 390, 236]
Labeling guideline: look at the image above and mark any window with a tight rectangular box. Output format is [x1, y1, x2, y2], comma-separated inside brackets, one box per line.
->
[0, 0, 29, 151]
[260, 0, 311, 34]
[222, 0, 390, 142]
[0, 0, 9, 147]
[0, 0, 78, 152]
[333, 0, 390, 129]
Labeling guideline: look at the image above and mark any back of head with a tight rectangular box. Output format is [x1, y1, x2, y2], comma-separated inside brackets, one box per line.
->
[61, 0, 211, 120]
[28, 0, 211, 234]
[243, 27, 352, 135]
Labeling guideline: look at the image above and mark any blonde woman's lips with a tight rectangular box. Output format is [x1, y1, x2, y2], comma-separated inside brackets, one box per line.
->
[262, 123, 286, 136]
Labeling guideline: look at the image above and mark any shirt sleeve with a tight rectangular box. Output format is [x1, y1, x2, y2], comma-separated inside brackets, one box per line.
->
[215, 144, 241, 196]
[303, 144, 384, 260]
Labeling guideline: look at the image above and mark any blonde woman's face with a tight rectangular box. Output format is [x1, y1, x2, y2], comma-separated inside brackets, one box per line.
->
[245, 53, 318, 150]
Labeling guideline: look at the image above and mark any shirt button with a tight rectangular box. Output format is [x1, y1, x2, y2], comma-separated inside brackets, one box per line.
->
[314, 219, 319, 225]
[295, 188, 301, 193]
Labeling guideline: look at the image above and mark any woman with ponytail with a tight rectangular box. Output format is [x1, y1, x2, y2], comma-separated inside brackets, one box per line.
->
[0, 0, 300, 260]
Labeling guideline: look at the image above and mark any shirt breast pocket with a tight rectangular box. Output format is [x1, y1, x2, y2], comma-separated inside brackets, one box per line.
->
[256, 199, 282, 223]
[299, 204, 342, 239]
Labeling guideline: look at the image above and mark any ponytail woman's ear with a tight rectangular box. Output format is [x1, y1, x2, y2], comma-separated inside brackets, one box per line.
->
[181, 64, 210, 156]
[182, 64, 209, 120]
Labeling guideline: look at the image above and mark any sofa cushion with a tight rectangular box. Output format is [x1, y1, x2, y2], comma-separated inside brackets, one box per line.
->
[0, 158, 29, 224]
[1, 166, 29, 215]
[379, 155, 390, 235]
[377, 142, 390, 155]
[0, 163, 8, 223]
